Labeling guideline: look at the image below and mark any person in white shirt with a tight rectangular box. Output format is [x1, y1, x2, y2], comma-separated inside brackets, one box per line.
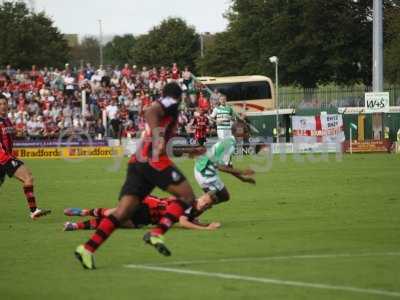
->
[64, 73, 75, 96]
[106, 101, 120, 138]
[97, 65, 106, 78]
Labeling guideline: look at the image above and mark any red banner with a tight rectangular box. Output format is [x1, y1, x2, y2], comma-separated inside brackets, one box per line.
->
[344, 140, 392, 153]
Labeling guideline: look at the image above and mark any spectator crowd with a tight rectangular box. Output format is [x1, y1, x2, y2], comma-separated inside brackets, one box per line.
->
[0, 63, 223, 142]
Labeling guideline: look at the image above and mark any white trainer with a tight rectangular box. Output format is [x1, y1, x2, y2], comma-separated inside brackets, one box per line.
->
[30, 208, 51, 220]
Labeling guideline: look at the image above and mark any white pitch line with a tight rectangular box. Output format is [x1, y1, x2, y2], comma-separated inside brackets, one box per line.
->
[125, 264, 400, 298]
[133, 252, 400, 267]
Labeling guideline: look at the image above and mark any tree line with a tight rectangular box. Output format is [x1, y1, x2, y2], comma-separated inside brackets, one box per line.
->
[0, 0, 399, 87]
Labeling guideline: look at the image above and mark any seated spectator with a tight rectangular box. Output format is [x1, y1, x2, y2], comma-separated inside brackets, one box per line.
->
[43, 118, 59, 139]
[27, 99, 40, 116]
[121, 120, 137, 138]
[27, 115, 44, 139]
[15, 122, 27, 139]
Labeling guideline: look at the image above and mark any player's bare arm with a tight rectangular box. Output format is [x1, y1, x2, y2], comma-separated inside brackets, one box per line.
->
[217, 165, 256, 184]
[179, 215, 221, 230]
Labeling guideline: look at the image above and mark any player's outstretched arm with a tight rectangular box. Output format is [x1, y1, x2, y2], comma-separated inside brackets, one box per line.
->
[173, 145, 207, 158]
[217, 165, 256, 184]
[179, 215, 221, 230]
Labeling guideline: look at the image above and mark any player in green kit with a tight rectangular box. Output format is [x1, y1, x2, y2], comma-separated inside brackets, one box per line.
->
[210, 94, 235, 140]
[194, 121, 256, 203]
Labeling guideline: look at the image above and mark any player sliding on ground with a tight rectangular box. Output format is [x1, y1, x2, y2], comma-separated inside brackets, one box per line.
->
[0, 94, 51, 219]
[194, 121, 256, 204]
[63, 193, 220, 231]
[74, 82, 205, 269]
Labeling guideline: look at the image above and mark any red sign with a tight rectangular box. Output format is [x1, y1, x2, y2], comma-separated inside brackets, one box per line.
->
[344, 140, 392, 153]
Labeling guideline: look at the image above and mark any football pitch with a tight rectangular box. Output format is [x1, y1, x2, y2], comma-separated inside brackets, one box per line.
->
[0, 153, 399, 300]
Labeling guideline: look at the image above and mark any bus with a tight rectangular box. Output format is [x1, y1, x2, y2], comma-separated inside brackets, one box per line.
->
[196, 75, 276, 112]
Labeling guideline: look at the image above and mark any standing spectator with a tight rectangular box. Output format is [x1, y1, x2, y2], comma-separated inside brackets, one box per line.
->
[62, 103, 73, 128]
[105, 100, 119, 138]
[94, 118, 105, 140]
[171, 63, 180, 80]
[121, 63, 132, 78]
[64, 73, 76, 97]
[198, 91, 210, 112]
[182, 66, 192, 89]
[97, 65, 106, 78]
[84, 63, 95, 80]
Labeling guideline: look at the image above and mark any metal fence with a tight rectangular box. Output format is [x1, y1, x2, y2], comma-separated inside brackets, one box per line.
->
[278, 86, 400, 110]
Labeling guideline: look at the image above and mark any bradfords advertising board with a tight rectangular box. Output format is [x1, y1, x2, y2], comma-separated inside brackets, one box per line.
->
[292, 114, 345, 143]
[365, 92, 390, 113]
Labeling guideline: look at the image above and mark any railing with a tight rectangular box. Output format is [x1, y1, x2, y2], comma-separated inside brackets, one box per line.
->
[278, 86, 400, 109]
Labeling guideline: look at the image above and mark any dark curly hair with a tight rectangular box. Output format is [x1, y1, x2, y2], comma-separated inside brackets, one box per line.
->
[162, 82, 182, 100]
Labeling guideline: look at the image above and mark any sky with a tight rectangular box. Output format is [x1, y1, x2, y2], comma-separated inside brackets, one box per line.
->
[31, 0, 230, 38]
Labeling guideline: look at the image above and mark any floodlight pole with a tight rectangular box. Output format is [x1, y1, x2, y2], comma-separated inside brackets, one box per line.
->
[373, 0, 383, 92]
[98, 19, 104, 67]
[200, 34, 204, 58]
[270, 56, 279, 143]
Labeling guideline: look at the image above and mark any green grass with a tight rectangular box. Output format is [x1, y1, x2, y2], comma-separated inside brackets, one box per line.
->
[0, 154, 399, 300]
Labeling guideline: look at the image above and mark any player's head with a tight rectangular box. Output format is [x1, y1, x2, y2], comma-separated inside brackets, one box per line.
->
[219, 94, 227, 106]
[231, 121, 249, 139]
[0, 93, 8, 116]
[194, 192, 215, 212]
[163, 82, 182, 100]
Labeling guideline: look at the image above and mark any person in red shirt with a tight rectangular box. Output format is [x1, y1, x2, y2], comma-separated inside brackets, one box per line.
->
[74, 82, 206, 269]
[17, 95, 25, 111]
[198, 91, 210, 112]
[159, 66, 168, 82]
[14, 122, 27, 139]
[35, 75, 44, 90]
[141, 91, 152, 109]
[121, 64, 132, 78]
[63, 193, 220, 231]
[0, 94, 51, 219]
[191, 109, 210, 146]
[121, 120, 136, 138]
[171, 63, 180, 80]
[149, 67, 158, 81]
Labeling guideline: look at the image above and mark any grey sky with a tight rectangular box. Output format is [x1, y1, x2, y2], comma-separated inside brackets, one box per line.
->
[33, 0, 230, 37]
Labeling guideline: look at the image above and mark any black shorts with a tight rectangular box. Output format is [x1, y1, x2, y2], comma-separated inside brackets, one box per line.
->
[0, 158, 24, 186]
[130, 203, 152, 228]
[119, 162, 186, 199]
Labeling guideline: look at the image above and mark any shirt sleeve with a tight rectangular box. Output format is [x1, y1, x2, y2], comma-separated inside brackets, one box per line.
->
[0, 143, 12, 165]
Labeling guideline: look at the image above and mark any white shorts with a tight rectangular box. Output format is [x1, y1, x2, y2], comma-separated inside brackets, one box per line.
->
[194, 168, 225, 192]
[217, 128, 232, 140]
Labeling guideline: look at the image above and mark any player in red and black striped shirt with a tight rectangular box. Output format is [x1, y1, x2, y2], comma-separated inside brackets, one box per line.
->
[63, 193, 220, 231]
[191, 109, 210, 146]
[0, 94, 51, 219]
[75, 83, 205, 269]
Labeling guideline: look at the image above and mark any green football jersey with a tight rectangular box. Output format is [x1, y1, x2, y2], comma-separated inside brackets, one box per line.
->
[195, 136, 236, 177]
[211, 105, 234, 130]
